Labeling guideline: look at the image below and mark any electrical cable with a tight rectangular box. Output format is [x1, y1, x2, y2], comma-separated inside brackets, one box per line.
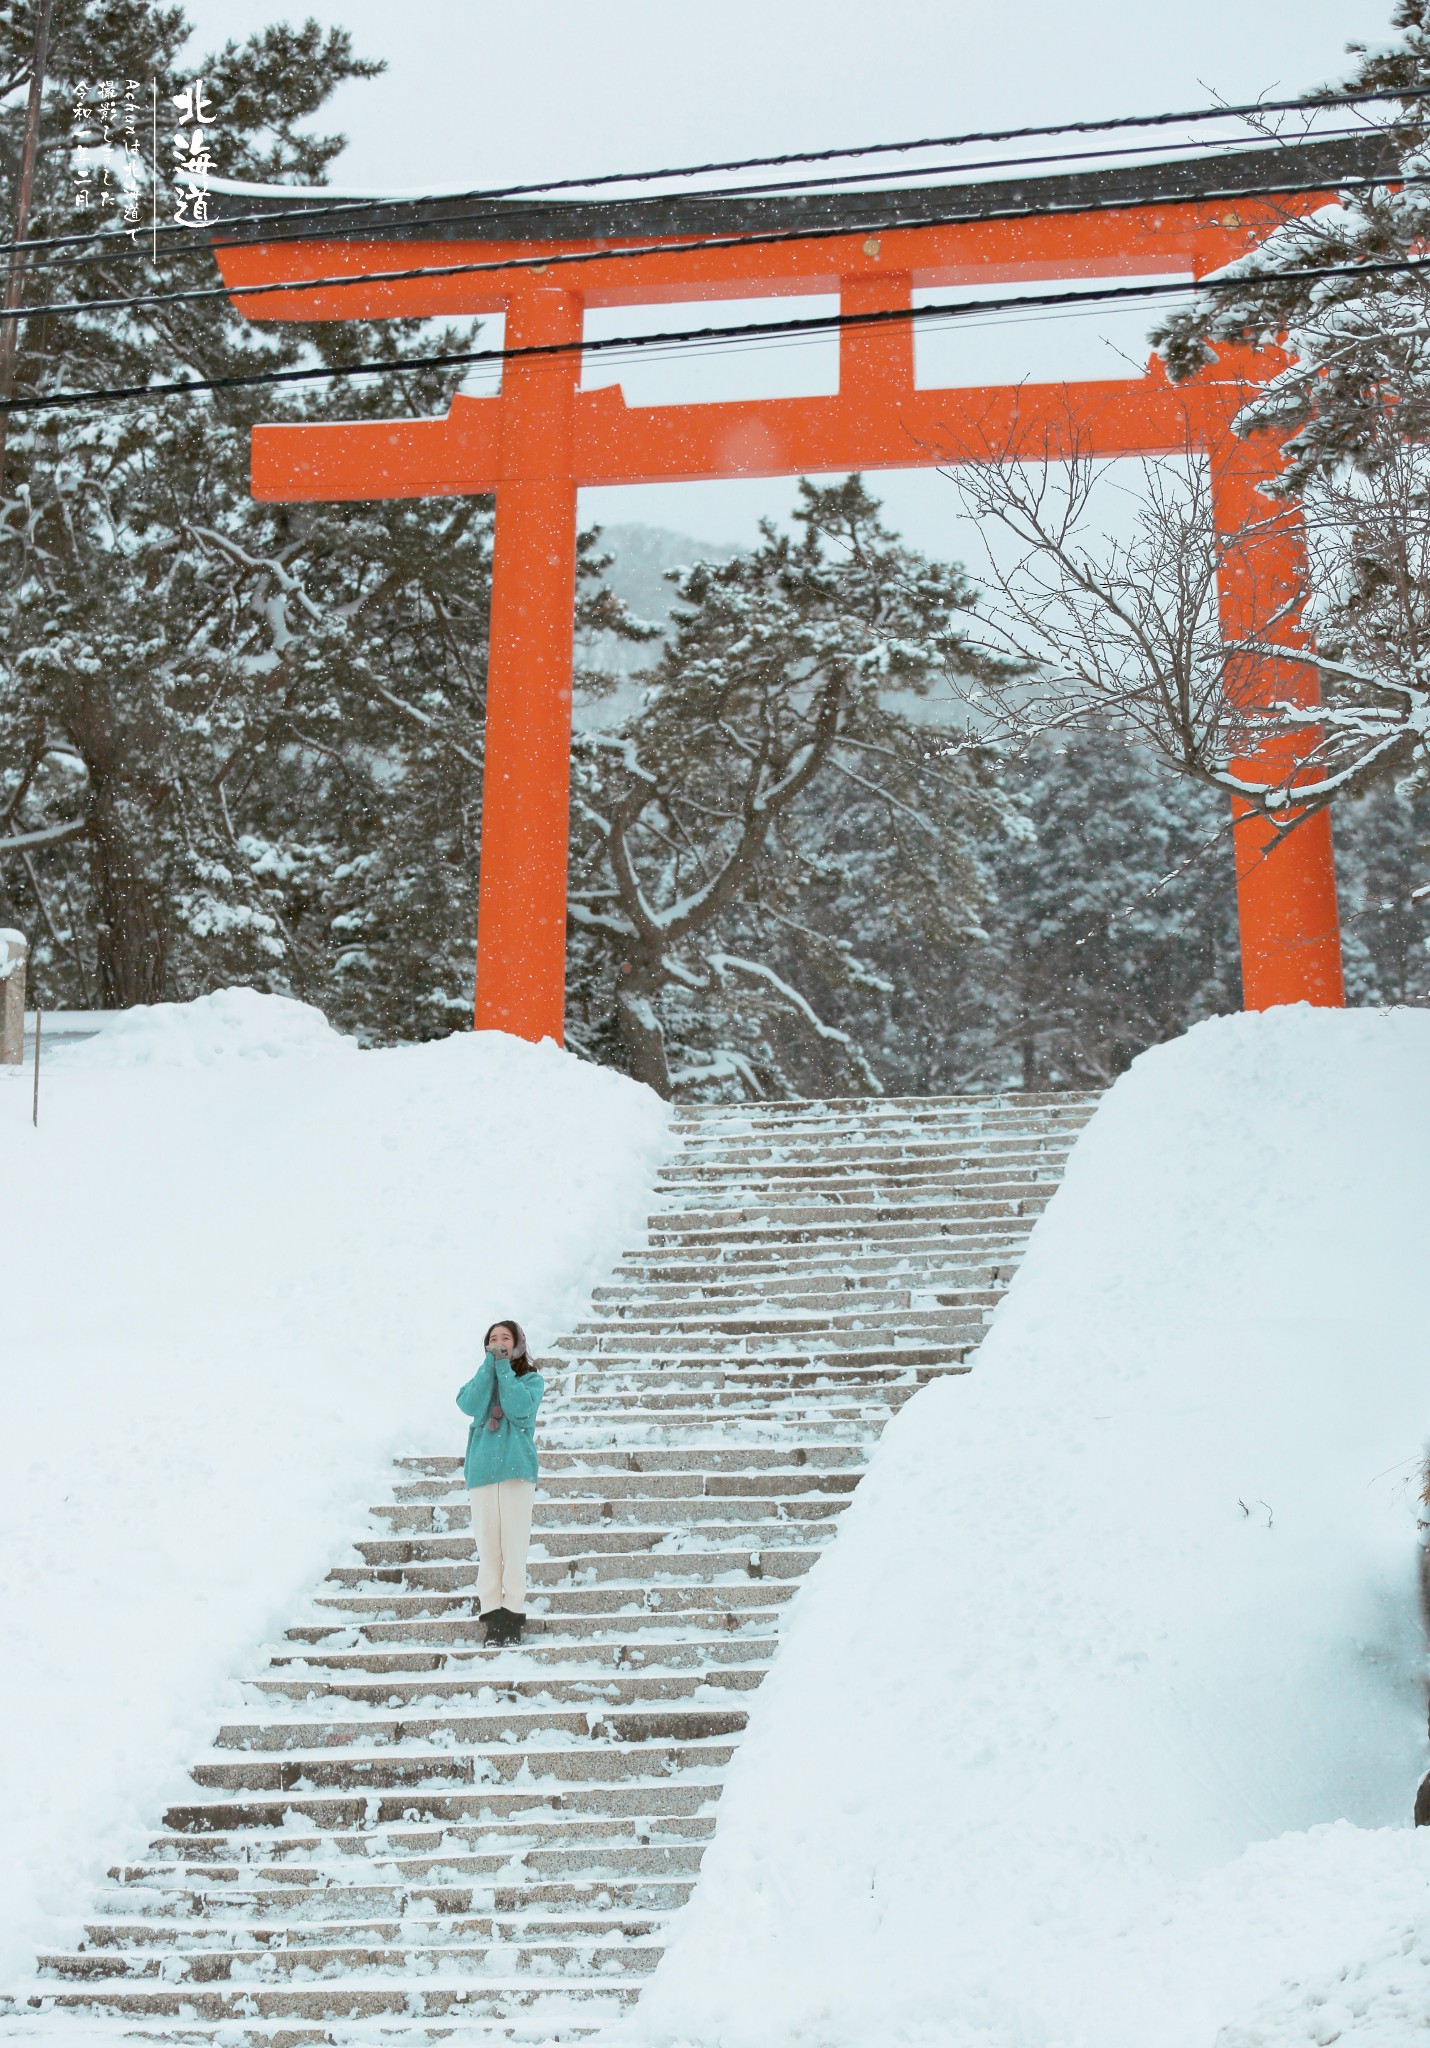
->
[22, 116, 1381, 282]
[3, 78, 1421, 266]
[2, 251, 1424, 419]
[0, 151, 1416, 332]
[10, 122, 1383, 280]
[169, 130, 1407, 261]
[189, 120, 1377, 240]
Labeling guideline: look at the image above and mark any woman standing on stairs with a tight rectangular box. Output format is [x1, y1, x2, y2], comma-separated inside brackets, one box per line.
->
[457, 1320, 545, 1647]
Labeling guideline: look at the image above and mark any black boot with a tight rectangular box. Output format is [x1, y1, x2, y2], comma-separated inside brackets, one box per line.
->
[479, 1608, 504, 1647]
[498, 1608, 526, 1646]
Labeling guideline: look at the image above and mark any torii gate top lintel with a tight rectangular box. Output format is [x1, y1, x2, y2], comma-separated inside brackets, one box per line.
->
[213, 136, 1384, 1046]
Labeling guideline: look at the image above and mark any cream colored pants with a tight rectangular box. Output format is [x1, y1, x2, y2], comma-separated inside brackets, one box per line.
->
[469, 1479, 535, 1616]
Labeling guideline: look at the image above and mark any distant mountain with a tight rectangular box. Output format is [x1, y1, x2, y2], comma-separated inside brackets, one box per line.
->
[587, 523, 741, 665]
[574, 523, 742, 710]
[577, 518, 966, 732]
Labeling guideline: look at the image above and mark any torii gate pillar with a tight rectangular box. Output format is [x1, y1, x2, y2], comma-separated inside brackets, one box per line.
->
[1210, 434, 1345, 1008]
[477, 287, 582, 1042]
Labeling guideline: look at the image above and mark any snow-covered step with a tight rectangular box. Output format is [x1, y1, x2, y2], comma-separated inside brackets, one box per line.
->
[11, 1982, 643, 2020]
[122, 1818, 717, 1880]
[376, 1477, 863, 1514]
[555, 1303, 989, 1333]
[643, 1215, 1051, 1247]
[537, 1393, 959, 1415]
[613, 1236, 1037, 1270]
[346, 1515, 831, 1567]
[545, 1336, 974, 1361]
[265, 1634, 780, 1672]
[668, 1092, 1087, 1128]
[646, 1191, 1057, 1227]
[651, 1170, 1070, 1200]
[591, 1275, 1004, 1301]
[157, 1784, 729, 1840]
[248, 1665, 772, 1707]
[656, 1169, 1072, 1196]
[325, 1542, 819, 1587]
[127, 1810, 717, 1863]
[307, 1587, 803, 1623]
[394, 1445, 870, 1476]
[1, 1088, 1094, 2040]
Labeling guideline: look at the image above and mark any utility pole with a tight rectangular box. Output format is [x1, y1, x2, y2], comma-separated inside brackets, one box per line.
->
[0, 0, 57, 491]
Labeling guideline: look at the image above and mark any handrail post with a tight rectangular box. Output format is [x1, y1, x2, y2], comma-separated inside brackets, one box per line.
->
[0, 928, 27, 1064]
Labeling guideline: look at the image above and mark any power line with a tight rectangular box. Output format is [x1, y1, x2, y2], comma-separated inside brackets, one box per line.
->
[63, 127, 1408, 297]
[191, 122, 1376, 250]
[3, 79, 1420, 267]
[215, 80, 1430, 217]
[16, 119, 1378, 280]
[181, 134, 1401, 264]
[0, 151, 1415, 333]
[3, 252, 1425, 420]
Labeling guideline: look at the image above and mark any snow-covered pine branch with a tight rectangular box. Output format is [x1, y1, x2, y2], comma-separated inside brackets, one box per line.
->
[0, 817, 87, 856]
[706, 951, 884, 1094]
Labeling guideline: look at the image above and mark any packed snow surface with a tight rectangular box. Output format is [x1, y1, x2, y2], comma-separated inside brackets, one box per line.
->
[630, 1007, 1430, 2048]
[0, 997, 670, 1981]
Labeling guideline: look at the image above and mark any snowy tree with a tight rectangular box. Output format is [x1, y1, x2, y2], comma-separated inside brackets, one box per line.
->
[852, 729, 1424, 1095]
[566, 477, 1019, 1099]
[1145, 7, 1430, 831]
[940, 734, 1241, 1090]
[0, 5, 648, 1034]
[945, 445, 1244, 789]
[1335, 776, 1430, 1004]
[1154, 3, 1430, 490]
[0, 2, 489, 1021]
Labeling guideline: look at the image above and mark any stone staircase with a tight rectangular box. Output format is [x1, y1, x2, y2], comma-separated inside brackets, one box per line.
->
[1, 1090, 1096, 2045]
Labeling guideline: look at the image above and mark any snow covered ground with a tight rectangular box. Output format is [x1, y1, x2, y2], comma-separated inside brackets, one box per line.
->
[0, 992, 670, 1982]
[630, 1006, 1430, 2048]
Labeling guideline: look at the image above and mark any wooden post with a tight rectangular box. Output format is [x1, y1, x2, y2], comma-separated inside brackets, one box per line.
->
[0, 928, 27, 1064]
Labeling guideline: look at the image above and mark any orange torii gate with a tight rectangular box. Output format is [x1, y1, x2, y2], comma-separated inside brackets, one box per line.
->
[211, 139, 1378, 1045]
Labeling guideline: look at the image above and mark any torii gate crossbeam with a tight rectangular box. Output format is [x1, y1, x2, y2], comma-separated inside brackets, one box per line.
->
[212, 140, 1379, 1044]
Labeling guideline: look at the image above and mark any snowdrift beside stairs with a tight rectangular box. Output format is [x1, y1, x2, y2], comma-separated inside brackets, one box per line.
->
[632, 1007, 1430, 2048]
[0, 998, 670, 1982]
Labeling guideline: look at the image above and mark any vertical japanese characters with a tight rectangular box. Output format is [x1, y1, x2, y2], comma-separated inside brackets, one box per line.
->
[171, 79, 217, 227]
[119, 79, 143, 235]
[68, 78, 146, 237]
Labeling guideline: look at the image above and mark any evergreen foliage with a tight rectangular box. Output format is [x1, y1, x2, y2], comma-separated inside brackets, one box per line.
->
[1151, 5, 1430, 823]
[943, 736, 1241, 1091]
[0, 1, 502, 1032]
[1155, 1, 1430, 491]
[566, 478, 1019, 1098]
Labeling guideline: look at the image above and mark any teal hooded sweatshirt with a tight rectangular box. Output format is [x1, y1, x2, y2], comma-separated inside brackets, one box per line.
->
[457, 1352, 545, 1487]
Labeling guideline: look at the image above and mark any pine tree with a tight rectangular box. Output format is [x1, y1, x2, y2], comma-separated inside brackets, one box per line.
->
[1335, 779, 1430, 1004]
[566, 477, 1018, 1098]
[1154, 3, 1430, 490]
[1148, 6, 1430, 836]
[0, 3, 499, 1031]
[939, 735, 1240, 1089]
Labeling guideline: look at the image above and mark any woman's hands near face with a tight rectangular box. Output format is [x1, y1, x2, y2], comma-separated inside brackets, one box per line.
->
[488, 1337, 513, 1359]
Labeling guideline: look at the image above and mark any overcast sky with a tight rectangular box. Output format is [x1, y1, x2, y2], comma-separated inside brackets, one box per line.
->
[179, 0, 1395, 549]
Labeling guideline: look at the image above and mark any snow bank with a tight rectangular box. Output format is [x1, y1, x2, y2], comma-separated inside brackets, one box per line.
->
[0, 996, 670, 1981]
[57, 984, 356, 1065]
[631, 1007, 1430, 2048]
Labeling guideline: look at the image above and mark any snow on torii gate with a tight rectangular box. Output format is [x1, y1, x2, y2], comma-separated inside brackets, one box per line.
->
[211, 138, 1378, 1045]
